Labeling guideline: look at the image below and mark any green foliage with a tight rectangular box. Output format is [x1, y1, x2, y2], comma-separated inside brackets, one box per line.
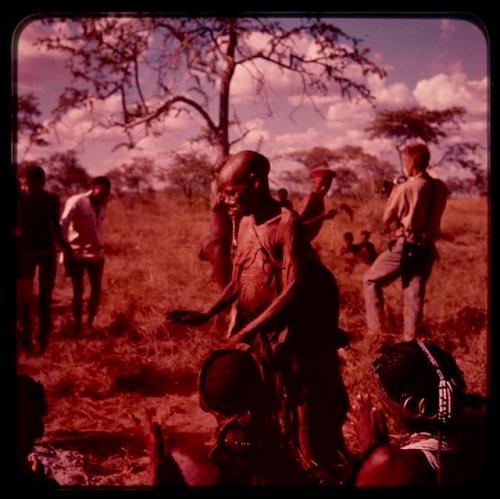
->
[285, 144, 398, 195]
[41, 150, 90, 195]
[366, 106, 466, 148]
[159, 152, 217, 206]
[106, 157, 156, 196]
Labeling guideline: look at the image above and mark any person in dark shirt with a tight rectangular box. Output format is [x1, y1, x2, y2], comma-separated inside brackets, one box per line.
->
[17, 165, 71, 353]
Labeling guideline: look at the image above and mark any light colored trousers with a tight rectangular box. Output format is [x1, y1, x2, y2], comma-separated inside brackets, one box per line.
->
[363, 238, 436, 339]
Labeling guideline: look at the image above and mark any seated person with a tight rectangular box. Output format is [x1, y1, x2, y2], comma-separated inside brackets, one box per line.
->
[142, 347, 315, 486]
[357, 230, 377, 264]
[352, 340, 485, 486]
[340, 232, 359, 258]
[16, 375, 59, 489]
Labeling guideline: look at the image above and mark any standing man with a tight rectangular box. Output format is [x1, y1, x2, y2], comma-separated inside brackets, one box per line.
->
[168, 151, 349, 482]
[299, 166, 337, 242]
[363, 143, 447, 340]
[17, 165, 71, 353]
[60, 176, 111, 334]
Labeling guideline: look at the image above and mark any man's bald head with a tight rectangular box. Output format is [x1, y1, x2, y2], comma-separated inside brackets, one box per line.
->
[219, 151, 270, 186]
[218, 151, 272, 217]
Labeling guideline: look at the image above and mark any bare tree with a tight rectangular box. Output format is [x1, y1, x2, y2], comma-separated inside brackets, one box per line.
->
[37, 16, 386, 287]
[17, 93, 49, 161]
[366, 106, 466, 174]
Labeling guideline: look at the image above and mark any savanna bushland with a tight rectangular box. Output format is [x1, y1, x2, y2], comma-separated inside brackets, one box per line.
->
[17, 190, 488, 485]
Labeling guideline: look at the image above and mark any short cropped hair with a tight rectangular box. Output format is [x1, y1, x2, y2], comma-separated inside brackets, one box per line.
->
[91, 175, 111, 191]
[22, 164, 46, 184]
[343, 231, 354, 241]
[403, 143, 430, 170]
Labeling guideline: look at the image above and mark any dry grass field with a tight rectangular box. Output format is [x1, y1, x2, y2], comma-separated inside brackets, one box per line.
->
[17, 191, 488, 486]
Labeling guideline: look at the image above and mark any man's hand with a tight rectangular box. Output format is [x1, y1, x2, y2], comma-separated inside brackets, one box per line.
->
[135, 409, 185, 486]
[165, 310, 210, 326]
[352, 394, 389, 455]
[324, 208, 339, 220]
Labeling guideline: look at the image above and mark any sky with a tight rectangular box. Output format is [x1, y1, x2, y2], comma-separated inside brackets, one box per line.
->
[15, 16, 488, 187]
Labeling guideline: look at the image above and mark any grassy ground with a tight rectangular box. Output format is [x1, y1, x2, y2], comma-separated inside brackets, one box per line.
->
[17, 191, 488, 485]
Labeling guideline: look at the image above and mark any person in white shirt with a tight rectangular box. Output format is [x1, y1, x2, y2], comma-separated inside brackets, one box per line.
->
[60, 176, 111, 333]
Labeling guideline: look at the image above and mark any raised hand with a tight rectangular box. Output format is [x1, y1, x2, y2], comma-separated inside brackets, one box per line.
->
[135, 409, 185, 486]
[353, 394, 389, 455]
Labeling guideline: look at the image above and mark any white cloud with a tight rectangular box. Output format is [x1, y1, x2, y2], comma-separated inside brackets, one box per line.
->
[271, 127, 322, 153]
[232, 118, 271, 150]
[326, 98, 373, 129]
[413, 71, 488, 115]
[231, 59, 293, 103]
[367, 74, 416, 108]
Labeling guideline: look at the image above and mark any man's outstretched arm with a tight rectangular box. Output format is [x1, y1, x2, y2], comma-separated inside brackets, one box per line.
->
[166, 280, 238, 326]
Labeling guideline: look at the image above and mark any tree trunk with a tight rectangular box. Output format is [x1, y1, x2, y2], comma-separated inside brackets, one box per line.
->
[205, 20, 238, 291]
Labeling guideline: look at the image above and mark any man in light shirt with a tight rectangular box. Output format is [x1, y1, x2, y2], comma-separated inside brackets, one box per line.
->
[363, 143, 448, 340]
[60, 176, 111, 334]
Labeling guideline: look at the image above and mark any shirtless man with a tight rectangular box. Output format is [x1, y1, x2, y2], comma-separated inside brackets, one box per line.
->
[167, 151, 349, 482]
[299, 166, 337, 242]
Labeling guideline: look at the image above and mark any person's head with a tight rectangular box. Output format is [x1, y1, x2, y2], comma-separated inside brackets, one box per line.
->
[402, 143, 430, 177]
[277, 188, 288, 202]
[371, 341, 466, 432]
[90, 176, 111, 205]
[218, 151, 271, 217]
[361, 230, 371, 242]
[199, 348, 264, 417]
[311, 167, 335, 196]
[21, 165, 46, 193]
[343, 231, 354, 245]
[17, 375, 47, 460]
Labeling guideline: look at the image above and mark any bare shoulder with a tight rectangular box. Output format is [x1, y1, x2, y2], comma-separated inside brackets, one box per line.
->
[356, 445, 434, 486]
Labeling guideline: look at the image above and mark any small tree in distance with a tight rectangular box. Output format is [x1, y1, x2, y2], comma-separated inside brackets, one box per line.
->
[366, 106, 467, 174]
[106, 157, 156, 196]
[160, 152, 217, 206]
